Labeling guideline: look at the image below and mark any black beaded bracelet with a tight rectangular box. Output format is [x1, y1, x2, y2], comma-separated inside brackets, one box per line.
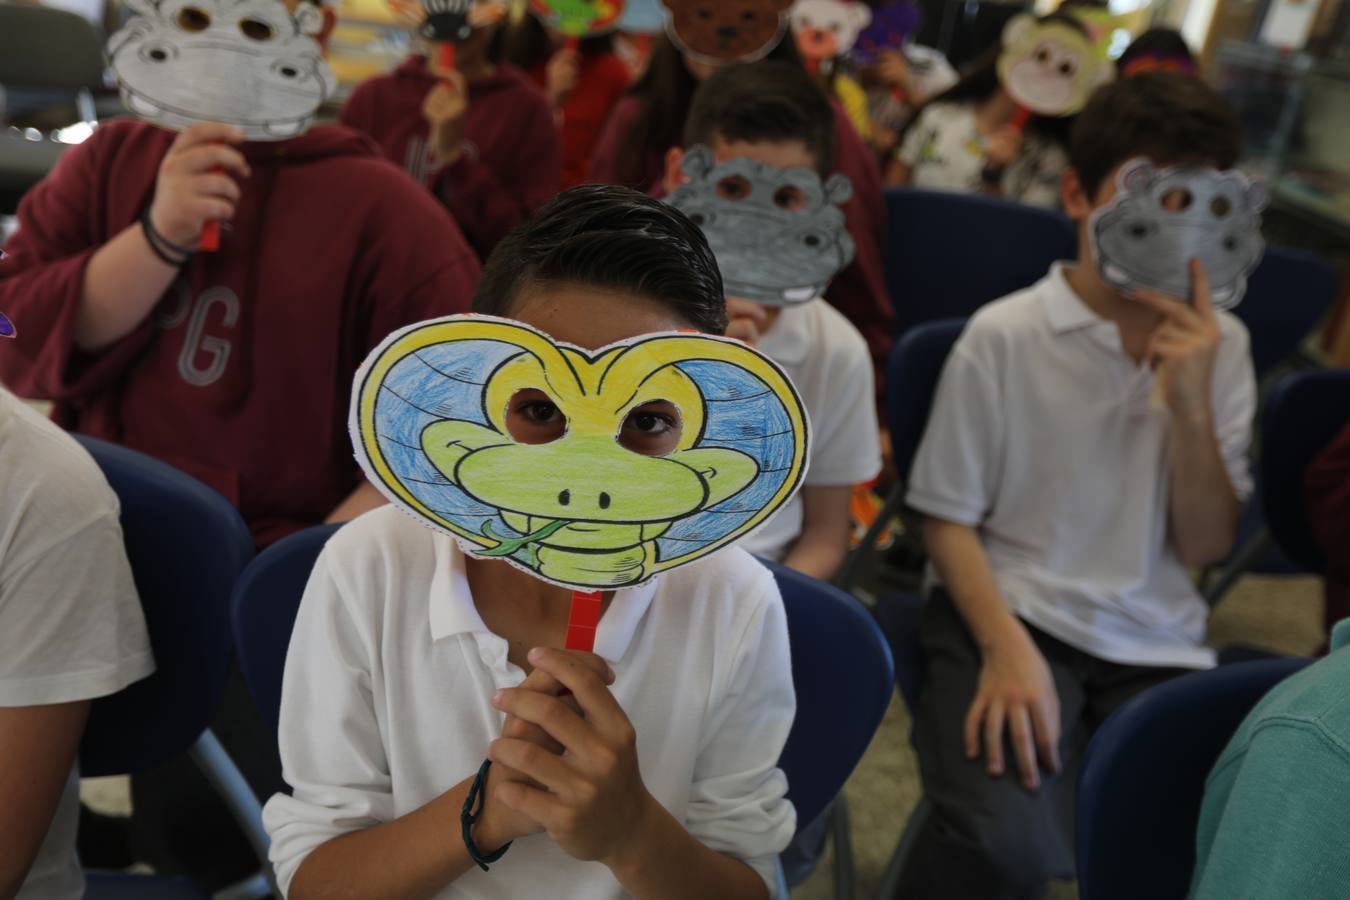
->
[461, 759, 512, 871]
[139, 208, 192, 267]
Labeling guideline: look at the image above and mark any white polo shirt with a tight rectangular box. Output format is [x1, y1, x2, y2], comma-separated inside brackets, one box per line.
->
[0, 388, 155, 900]
[263, 506, 796, 899]
[907, 265, 1256, 669]
[740, 298, 882, 560]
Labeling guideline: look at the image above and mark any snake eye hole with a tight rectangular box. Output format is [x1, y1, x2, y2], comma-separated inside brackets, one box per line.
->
[773, 185, 806, 211]
[176, 6, 211, 31]
[505, 388, 568, 444]
[618, 400, 683, 457]
[716, 175, 752, 202]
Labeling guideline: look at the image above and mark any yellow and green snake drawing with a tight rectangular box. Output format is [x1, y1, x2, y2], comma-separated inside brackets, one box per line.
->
[352, 316, 809, 590]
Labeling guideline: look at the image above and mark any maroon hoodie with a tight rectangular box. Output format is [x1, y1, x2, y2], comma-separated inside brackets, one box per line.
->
[0, 118, 480, 547]
[340, 57, 561, 261]
[1306, 420, 1350, 637]
[589, 95, 895, 383]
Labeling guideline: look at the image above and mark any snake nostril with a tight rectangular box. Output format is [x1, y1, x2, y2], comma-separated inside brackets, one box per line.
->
[558, 489, 570, 506]
[599, 492, 611, 509]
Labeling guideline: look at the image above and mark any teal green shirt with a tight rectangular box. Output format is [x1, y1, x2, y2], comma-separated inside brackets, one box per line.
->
[1189, 620, 1350, 900]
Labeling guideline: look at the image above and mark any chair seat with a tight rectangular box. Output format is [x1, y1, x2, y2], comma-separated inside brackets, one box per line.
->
[0, 131, 68, 192]
[85, 871, 210, 900]
[873, 592, 925, 711]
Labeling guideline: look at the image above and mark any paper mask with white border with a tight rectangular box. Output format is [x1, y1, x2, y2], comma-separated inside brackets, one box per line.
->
[661, 0, 792, 65]
[0, 312, 13, 339]
[420, 0, 507, 42]
[996, 13, 1110, 117]
[1090, 158, 1267, 310]
[107, 0, 338, 140]
[666, 146, 855, 306]
[789, 0, 871, 65]
[352, 314, 810, 590]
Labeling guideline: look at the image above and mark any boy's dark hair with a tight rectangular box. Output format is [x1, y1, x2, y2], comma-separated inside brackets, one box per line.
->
[1117, 27, 1194, 75]
[473, 185, 728, 334]
[1070, 72, 1242, 199]
[683, 60, 835, 175]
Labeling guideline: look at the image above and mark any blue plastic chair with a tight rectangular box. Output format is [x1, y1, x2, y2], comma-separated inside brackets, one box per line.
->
[1260, 369, 1350, 572]
[1076, 657, 1311, 900]
[1237, 247, 1338, 378]
[883, 188, 1075, 339]
[233, 524, 341, 734]
[72, 436, 267, 899]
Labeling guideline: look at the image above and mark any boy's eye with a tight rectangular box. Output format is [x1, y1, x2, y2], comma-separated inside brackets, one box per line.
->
[618, 401, 683, 456]
[1058, 59, 1076, 77]
[505, 389, 568, 444]
[1160, 188, 1193, 212]
[239, 18, 275, 40]
[716, 175, 752, 201]
[1211, 195, 1232, 218]
[1034, 45, 1051, 63]
[773, 185, 807, 211]
[176, 6, 212, 31]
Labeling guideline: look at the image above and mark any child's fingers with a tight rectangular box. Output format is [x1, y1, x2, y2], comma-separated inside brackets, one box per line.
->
[983, 700, 1005, 777]
[172, 122, 245, 151]
[527, 647, 630, 741]
[488, 737, 575, 795]
[1129, 286, 1201, 327]
[1008, 705, 1039, 790]
[194, 173, 243, 203]
[191, 198, 236, 223]
[519, 652, 614, 692]
[492, 687, 598, 756]
[1031, 703, 1061, 775]
[494, 779, 564, 830]
[1189, 258, 1216, 322]
[963, 696, 986, 760]
[175, 143, 251, 178]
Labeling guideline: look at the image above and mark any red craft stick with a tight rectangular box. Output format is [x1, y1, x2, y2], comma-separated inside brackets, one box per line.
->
[440, 40, 456, 72]
[564, 590, 603, 652]
[1009, 104, 1032, 133]
[564, 34, 579, 52]
[199, 164, 224, 252]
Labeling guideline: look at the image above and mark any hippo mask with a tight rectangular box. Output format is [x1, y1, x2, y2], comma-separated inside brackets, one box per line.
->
[1090, 158, 1267, 310]
[108, 0, 337, 140]
[666, 146, 855, 306]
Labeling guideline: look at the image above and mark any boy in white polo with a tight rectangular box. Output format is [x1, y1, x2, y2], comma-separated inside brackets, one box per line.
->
[662, 62, 882, 581]
[0, 384, 155, 899]
[896, 74, 1257, 899]
[263, 187, 795, 900]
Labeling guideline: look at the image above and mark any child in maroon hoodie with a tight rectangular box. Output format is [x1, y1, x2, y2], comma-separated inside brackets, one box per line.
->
[0, 118, 481, 549]
[340, 20, 562, 261]
[589, 34, 894, 383]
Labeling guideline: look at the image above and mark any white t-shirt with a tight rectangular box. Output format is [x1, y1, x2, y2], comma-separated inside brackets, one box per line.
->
[897, 101, 1069, 209]
[264, 506, 797, 898]
[906, 265, 1256, 669]
[0, 388, 155, 899]
[740, 299, 882, 560]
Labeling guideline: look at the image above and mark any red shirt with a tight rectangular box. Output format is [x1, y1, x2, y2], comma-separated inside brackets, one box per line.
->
[589, 95, 895, 382]
[0, 119, 480, 547]
[1307, 420, 1350, 635]
[341, 57, 561, 260]
[529, 52, 632, 189]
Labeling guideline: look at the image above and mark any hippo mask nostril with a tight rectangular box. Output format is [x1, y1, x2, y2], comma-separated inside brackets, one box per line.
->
[149, 48, 169, 62]
[1223, 236, 1239, 252]
[599, 492, 612, 509]
[717, 26, 738, 39]
[1128, 222, 1149, 240]
[280, 66, 298, 78]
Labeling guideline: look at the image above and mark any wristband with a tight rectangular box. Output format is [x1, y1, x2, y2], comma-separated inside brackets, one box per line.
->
[139, 208, 193, 267]
[461, 759, 512, 871]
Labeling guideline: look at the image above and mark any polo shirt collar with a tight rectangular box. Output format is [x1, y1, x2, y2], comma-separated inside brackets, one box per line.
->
[756, 301, 815, 367]
[1042, 263, 1104, 335]
[428, 535, 658, 664]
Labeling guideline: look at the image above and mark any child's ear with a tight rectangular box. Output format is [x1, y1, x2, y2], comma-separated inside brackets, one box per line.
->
[1061, 168, 1091, 222]
[663, 147, 687, 193]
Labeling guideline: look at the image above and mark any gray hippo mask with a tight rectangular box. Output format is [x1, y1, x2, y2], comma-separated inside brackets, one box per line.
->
[1090, 158, 1267, 310]
[666, 146, 855, 306]
[108, 0, 337, 141]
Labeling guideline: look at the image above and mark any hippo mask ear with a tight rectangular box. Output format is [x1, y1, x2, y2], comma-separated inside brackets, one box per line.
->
[1001, 12, 1037, 48]
[1118, 157, 1156, 195]
[823, 173, 854, 205]
[1244, 177, 1270, 213]
[681, 145, 717, 180]
[122, 0, 160, 16]
[294, 2, 326, 34]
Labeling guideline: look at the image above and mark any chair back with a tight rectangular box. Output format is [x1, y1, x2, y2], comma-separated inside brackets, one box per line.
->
[885, 318, 966, 479]
[0, 4, 105, 90]
[1076, 657, 1311, 900]
[1237, 247, 1338, 377]
[884, 188, 1075, 338]
[1260, 369, 1350, 573]
[764, 559, 895, 826]
[75, 436, 255, 776]
[232, 524, 341, 733]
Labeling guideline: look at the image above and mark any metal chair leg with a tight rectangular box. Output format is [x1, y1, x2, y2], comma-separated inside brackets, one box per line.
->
[831, 794, 856, 900]
[871, 796, 930, 900]
[1201, 528, 1273, 606]
[190, 730, 277, 899]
